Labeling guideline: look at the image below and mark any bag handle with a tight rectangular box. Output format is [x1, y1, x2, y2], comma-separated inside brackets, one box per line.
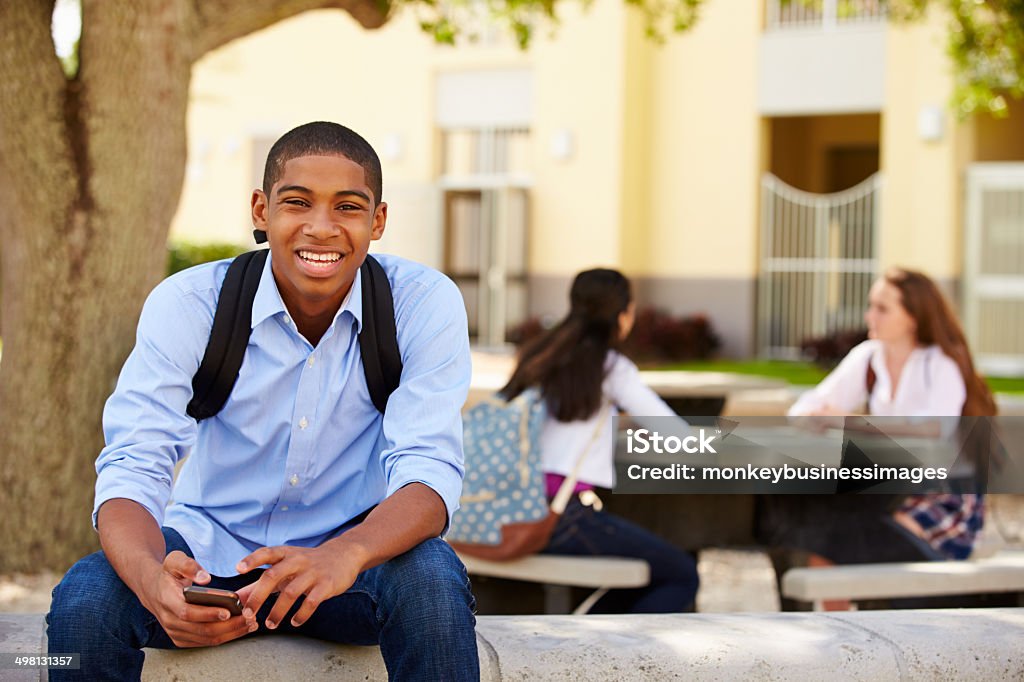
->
[549, 402, 611, 515]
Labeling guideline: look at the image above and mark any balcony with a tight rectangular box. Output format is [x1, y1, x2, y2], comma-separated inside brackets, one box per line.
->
[759, 0, 887, 116]
[765, 0, 886, 31]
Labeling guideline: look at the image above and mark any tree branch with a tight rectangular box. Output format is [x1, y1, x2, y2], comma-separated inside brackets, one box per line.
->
[192, 0, 391, 57]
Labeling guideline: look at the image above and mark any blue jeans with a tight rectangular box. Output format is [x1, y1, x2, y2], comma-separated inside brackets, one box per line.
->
[46, 528, 478, 681]
[541, 497, 699, 613]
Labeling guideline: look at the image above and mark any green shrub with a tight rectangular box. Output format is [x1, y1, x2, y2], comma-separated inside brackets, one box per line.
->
[800, 328, 868, 369]
[167, 241, 248, 276]
[510, 308, 721, 364]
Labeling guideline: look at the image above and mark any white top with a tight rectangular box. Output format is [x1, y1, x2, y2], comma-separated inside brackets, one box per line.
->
[788, 340, 966, 417]
[540, 351, 684, 488]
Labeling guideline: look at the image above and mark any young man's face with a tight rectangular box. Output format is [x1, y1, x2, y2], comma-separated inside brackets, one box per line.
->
[251, 154, 387, 317]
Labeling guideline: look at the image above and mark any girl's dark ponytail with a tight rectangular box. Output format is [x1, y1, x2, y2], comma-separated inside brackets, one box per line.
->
[501, 269, 632, 422]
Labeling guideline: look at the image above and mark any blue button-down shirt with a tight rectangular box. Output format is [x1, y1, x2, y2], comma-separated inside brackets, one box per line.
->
[94, 252, 470, 576]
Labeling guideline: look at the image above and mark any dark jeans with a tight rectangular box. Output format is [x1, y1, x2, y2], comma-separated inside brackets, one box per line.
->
[540, 497, 699, 613]
[46, 528, 479, 681]
[756, 495, 943, 565]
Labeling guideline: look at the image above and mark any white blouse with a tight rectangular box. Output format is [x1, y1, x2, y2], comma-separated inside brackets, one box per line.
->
[540, 351, 684, 488]
[788, 340, 967, 417]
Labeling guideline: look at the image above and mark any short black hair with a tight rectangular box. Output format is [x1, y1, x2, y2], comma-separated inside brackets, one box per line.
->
[262, 121, 383, 204]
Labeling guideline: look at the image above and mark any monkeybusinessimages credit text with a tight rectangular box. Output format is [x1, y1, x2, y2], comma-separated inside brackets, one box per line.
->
[623, 427, 949, 484]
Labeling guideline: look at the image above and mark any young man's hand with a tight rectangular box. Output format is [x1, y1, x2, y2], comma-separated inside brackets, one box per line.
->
[234, 483, 447, 631]
[234, 543, 364, 630]
[138, 551, 257, 648]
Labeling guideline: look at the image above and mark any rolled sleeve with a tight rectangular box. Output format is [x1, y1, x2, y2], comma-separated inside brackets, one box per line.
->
[93, 469, 172, 530]
[379, 275, 471, 532]
[384, 468, 466, 535]
[93, 278, 207, 529]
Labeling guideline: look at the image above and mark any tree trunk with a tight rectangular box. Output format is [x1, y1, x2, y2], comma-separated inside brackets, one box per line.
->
[0, 0, 388, 572]
[0, 0, 192, 571]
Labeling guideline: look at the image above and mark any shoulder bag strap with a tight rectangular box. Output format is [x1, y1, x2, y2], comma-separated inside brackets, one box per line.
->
[550, 402, 612, 515]
[358, 254, 403, 414]
[187, 249, 267, 421]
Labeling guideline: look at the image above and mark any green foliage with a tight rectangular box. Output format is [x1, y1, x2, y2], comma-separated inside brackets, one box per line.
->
[658, 358, 830, 385]
[415, 0, 702, 48]
[940, 0, 1024, 118]
[167, 241, 248, 277]
[655, 359, 1024, 393]
[620, 0, 702, 39]
[885, 0, 1024, 118]
[984, 376, 1024, 395]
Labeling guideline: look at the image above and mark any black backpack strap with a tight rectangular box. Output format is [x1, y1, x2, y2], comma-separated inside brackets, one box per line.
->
[359, 254, 403, 413]
[187, 250, 268, 421]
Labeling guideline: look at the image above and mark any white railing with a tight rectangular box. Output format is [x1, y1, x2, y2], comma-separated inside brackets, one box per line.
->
[765, 0, 887, 31]
[963, 163, 1024, 376]
[758, 173, 882, 359]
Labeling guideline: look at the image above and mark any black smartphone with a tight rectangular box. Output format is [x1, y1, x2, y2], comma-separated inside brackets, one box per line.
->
[183, 585, 244, 616]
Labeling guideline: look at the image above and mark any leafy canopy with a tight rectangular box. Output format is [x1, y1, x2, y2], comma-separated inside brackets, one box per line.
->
[888, 0, 1024, 117]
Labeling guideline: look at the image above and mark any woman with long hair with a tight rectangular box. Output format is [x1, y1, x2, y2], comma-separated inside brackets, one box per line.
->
[772, 267, 996, 606]
[501, 268, 699, 613]
[792, 267, 996, 421]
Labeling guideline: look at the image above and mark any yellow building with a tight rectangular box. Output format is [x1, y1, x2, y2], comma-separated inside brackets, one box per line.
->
[171, 0, 1024, 370]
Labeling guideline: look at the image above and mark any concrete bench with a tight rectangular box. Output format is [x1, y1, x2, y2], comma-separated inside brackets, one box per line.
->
[455, 552, 650, 614]
[782, 551, 1024, 610]
[8, 609, 1024, 680]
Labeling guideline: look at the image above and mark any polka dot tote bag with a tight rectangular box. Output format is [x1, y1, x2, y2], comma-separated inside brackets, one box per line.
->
[447, 390, 548, 552]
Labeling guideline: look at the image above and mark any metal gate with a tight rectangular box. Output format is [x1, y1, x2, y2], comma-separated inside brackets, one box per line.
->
[758, 172, 882, 358]
[964, 163, 1024, 376]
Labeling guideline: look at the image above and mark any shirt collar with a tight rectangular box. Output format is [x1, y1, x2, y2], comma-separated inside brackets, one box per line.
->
[250, 250, 364, 333]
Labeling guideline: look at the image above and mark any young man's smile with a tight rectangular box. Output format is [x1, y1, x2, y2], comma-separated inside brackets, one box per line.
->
[295, 247, 344, 277]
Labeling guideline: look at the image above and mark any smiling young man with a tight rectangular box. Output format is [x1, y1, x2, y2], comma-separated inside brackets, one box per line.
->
[47, 122, 479, 681]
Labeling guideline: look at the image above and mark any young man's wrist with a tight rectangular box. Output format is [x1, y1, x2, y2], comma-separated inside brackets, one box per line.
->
[323, 534, 374, 574]
[126, 558, 172, 614]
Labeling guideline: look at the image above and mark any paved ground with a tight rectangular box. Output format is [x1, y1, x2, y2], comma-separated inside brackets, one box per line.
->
[0, 570, 59, 614]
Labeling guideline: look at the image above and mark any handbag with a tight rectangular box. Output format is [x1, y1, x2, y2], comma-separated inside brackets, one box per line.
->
[448, 390, 609, 561]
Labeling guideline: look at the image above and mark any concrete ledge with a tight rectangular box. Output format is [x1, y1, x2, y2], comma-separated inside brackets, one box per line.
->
[721, 388, 796, 417]
[0, 612, 48, 682]
[783, 552, 1024, 603]
[457, 553, 650, 588]
[8, 609, 1024, 680]
[458, 553, 650, 614]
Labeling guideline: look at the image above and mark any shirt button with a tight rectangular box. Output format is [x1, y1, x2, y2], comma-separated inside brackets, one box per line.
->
[281, 505, 289, 511]
[299, 417, 308, 430]
[307, 355, 315, 367]
[289, 474, 299, 486]
[283, 315, 292, 326]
